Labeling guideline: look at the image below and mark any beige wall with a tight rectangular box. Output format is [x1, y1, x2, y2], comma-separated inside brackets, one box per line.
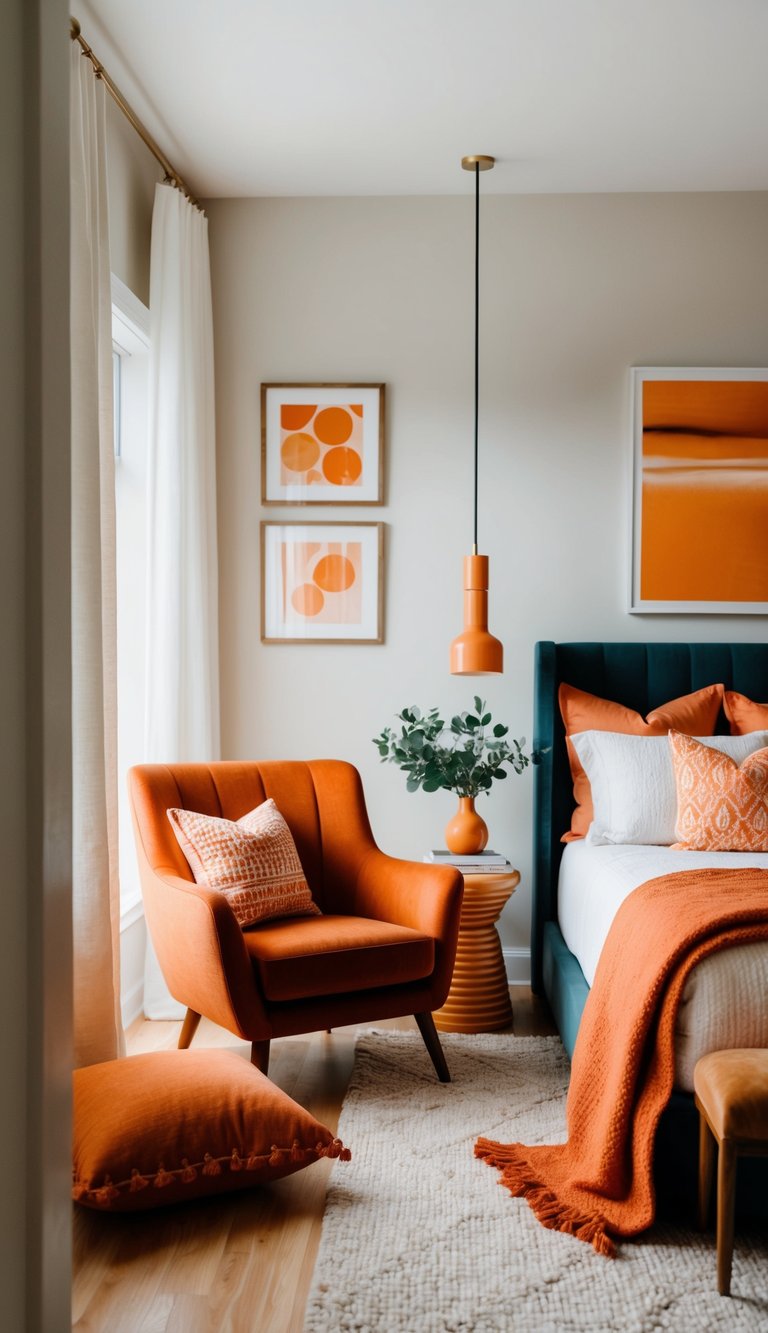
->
[207, 191, 768, 974]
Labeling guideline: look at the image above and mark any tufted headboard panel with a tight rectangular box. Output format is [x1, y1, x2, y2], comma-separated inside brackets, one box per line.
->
[531, 641, 768, 991]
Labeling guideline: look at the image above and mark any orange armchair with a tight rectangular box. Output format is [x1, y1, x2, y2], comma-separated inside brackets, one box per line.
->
[128, 760, 463, 1081]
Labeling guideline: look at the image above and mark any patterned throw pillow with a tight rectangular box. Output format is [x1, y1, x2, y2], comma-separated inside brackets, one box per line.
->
[668, 730, 768, 851]
[167, 798, 320, 927]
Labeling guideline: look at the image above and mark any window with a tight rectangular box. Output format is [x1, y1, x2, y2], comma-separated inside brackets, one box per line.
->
[112, 348, 122, 458]
[112, 276, 150, 926]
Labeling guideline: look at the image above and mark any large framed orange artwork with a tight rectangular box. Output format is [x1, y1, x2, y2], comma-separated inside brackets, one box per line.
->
[261, 383, 384, 504]
[261, 522, 384, 644]
[630, 367, 768, 613]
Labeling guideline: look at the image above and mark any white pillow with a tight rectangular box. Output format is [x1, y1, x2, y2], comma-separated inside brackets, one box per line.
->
[569, 730, 768, 846]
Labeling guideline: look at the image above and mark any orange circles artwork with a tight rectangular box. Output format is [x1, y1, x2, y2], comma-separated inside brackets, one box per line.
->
[262, 385, 384, 504]
[262, 522, 383, 643]
[281, 541, 362, 626]
[279, 403, 363, 488]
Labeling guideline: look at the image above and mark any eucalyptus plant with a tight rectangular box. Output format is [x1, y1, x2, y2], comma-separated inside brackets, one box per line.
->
[373, 698, 532, 799]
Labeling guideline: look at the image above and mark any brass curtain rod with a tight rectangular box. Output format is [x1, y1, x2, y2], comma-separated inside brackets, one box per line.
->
[70, 16, 203, 211]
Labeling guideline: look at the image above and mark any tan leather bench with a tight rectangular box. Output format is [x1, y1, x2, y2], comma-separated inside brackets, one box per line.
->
[694, 1049, 768, 1296]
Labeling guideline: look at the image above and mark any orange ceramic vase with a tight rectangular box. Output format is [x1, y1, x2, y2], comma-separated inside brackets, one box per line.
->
[444, 796, 489, 855]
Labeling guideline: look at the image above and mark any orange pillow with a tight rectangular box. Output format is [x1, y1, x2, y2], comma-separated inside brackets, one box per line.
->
[72, 1049, 350, 1211]
[669, 730, 768, 852]
[167, 797, 320, 928]
[724, 690, 768, 736]
[558, 682, 723, 841]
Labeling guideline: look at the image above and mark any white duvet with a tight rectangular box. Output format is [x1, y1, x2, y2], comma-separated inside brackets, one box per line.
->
[558, 841, 768, 1091]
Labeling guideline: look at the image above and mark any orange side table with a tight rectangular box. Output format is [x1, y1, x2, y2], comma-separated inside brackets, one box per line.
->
[434, 870, 519, 1033]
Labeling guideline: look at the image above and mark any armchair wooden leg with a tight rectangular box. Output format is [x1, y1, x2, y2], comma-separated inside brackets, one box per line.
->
[178, 1008, 201, 1050]
[250, 1040, 271, 1075]
[414, 1011, 451, 1083]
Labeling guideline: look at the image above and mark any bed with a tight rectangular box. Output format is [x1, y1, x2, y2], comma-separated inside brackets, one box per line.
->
[531, 639, 768, 1213]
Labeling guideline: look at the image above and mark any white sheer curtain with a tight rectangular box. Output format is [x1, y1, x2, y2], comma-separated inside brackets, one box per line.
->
[70, 42, 124, 1066]
[144, 183, 220, 1018]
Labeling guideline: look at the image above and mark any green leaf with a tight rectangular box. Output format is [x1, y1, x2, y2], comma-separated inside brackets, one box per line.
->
[473, 695, 483, 714]
[481, 712, 492, 727]
[422, 779, 442, 793]
[493, 767, 508, 779]
[493, 723, 508, 738]
[465, 714, 479, 729]
[406, 777, 420, 793]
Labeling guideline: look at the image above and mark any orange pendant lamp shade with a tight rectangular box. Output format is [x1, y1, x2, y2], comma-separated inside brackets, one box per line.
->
[450, 554, 503, 675]
[450, 154, 503, 677]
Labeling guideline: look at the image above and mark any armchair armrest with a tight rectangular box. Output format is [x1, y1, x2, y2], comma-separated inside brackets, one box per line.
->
[352, 849, 463, 1002]
[138, 866, 269, 1038]
[308, 757, 463, 935]
[353, 849, 463, 935]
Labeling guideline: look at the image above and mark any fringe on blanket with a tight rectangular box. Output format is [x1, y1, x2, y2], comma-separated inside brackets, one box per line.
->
[474, 1137, 616, 1258]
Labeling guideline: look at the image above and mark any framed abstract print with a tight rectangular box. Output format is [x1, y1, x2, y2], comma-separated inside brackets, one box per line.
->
[261, 383, 385, 504]
[630, 366, 768, 613]
[261, 522, 384, 643]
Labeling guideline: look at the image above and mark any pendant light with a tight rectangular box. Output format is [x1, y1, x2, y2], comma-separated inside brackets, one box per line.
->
[450, 154, 503, 676]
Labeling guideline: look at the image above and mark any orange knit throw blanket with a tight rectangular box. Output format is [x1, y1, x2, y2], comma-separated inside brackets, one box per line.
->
[475, 867, 768, 1256]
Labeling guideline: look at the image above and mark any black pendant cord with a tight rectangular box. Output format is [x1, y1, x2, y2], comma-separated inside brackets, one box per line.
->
[473, 162, 480, 554]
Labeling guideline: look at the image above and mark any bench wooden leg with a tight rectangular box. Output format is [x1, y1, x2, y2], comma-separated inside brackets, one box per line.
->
[178, 1008, 201, 1050]
[250, 1040, 271, 1075]
[414, 1011, 451, 1083]
[716, 1140, 736, 1297]
[698, 1111, 715, 1230]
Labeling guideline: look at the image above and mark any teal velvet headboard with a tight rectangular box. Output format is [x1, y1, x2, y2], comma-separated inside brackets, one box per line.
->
[531, 641, 768, 995]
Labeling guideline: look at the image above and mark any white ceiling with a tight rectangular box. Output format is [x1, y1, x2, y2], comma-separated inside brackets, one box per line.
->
[78, 0, 768, 198]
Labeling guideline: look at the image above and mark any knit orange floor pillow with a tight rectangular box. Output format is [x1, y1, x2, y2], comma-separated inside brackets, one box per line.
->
[74, 1048, 350, 1210]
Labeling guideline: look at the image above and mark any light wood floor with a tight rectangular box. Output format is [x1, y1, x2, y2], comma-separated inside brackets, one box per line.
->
[72, 989, 556, 1333]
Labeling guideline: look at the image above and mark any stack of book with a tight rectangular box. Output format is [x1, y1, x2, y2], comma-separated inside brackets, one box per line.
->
[424, 849, 512, 873]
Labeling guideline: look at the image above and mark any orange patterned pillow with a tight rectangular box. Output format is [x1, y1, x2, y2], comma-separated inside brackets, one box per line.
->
[723, 690, 768, 736]
[167, 797, 320, 927]
[669, 730, 768, 851]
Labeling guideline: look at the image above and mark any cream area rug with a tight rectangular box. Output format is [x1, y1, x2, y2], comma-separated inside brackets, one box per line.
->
[304, 1031, 768, 1332]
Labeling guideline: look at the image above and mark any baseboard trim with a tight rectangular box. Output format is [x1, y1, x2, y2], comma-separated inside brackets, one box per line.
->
[121, 976, 144, 1029]
[503, 946, 531, 987]
[120, 895, 144, 933]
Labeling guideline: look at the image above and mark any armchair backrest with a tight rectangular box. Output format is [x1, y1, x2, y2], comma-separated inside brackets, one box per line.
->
[128, 759, 375, 910]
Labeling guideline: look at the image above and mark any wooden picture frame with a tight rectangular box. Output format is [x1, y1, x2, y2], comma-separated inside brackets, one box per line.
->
[261, 383, 385, 505]
[261, 521, 384, 643]
[629, 366, 768, 613]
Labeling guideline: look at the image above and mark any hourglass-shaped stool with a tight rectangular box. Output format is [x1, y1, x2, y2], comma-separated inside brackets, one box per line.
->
[434, 870, 519, 1033]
